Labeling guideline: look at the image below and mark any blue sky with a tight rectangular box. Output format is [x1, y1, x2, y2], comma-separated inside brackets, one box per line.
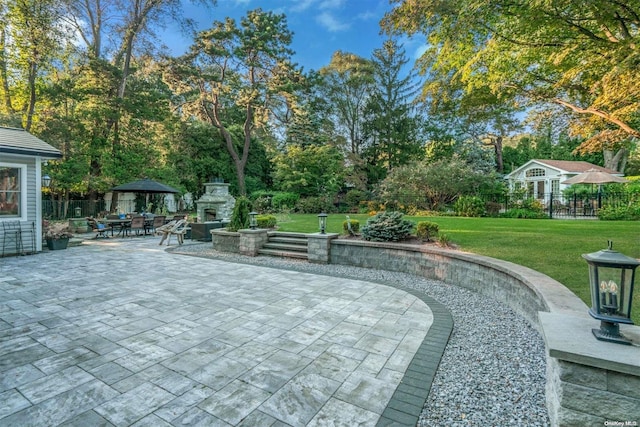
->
[166, 0, 425, 72]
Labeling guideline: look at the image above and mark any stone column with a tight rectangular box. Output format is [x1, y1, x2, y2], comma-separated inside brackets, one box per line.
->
[239, 229, 269, 256]
[307, 233, 339, 264]
[539, 312, 640, 426]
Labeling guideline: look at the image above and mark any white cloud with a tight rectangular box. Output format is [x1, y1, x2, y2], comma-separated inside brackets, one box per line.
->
[290, 0, 317, 12]
[316, 12, 350, 32]
[357, 10, 377, 21]
[414, 43, 428, 59]
[319, 0, 345, 10]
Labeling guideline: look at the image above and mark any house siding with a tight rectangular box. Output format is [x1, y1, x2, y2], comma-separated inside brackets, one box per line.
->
[1, 153, 40, 255]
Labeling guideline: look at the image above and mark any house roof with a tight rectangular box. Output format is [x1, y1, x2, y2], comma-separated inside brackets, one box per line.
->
[0, 126, 62, 159]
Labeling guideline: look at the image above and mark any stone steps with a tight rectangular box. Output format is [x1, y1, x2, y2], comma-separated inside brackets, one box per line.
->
[258, 232, 308, 260]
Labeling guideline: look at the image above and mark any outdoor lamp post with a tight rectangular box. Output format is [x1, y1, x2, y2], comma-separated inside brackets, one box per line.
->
[318, 212, 327, 234]
[249, 211, 258, 230]
[42, 174, 51, 188]
[582, 241, 639, 345]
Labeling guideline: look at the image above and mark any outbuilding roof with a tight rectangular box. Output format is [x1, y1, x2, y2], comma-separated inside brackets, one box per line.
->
[533, 159, 618, 174]
[506, 159, 622, 178]
[0, 126, 62, 158]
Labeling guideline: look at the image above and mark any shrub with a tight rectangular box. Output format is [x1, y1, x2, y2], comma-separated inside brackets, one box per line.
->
[344, 189, 367, 210]
[416, 221, 439, 241]
[598, 204, 640, 221]
[227, 196, 251, 231]
[271, 192, 299, 211]
[436, 233, 454, 248]
[342, 217, 360, 234]
[295, 197, 333, 213]
[501, 208, 547, 219]
[361, 211, 414, 242]
[453, 196, 486, 217]
[257, 214, 277, 228]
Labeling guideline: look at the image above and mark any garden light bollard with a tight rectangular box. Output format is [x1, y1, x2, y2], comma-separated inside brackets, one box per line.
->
[582, 241, 639, 345]
[249, 211, 258, 230]
[318, 212, 327, 234]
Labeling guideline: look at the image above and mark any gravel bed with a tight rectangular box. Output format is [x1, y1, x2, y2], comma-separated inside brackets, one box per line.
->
[170, 243, 550, 426]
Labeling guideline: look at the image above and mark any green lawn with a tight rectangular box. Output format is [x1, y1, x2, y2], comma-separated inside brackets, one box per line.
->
[275, 214, 640, 323]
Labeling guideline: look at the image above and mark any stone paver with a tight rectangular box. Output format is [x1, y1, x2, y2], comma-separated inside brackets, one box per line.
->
[0, 237, 445, 426]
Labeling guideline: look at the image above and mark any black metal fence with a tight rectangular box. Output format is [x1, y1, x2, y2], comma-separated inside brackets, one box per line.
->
[42, 199, 107, 220]
[483, 192, 636, 219]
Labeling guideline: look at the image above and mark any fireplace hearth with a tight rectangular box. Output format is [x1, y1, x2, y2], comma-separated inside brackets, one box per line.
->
[195, 181, 235, 223]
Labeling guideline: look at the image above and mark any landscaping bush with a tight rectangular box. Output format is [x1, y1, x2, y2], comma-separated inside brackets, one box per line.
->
[361, 211, 414, 242]
[271, 192, 299, 211]
[227, 196, 251, 231]
[501, 208, 547, 219]
[598, 204, 640, 221]
[344, 189, 367, 211]
[295, 197, 333, 214]
[453, 195, 486, 217]
[250, 190, 274, 212]
[416, 221, 439, 241]
[257, 214, 277, 228]
[342, 217, 360, 235]
[502, 197, 546, 218]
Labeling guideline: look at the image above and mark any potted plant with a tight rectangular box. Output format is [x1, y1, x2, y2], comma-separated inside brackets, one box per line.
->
[44, 221, 74, 250]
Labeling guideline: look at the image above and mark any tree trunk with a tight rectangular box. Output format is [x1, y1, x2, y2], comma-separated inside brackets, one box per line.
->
[603, 148, 628, 173]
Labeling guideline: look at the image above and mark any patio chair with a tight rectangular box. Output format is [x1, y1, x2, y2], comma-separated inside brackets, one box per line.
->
[150, 215, 166, 234]
[129, 215, 147, 237]
[156, 219, 188, 245]
[87, 217, 109, 239]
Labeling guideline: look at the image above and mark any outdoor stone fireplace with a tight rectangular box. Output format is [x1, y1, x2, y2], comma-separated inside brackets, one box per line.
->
[195, 180, 235, 223]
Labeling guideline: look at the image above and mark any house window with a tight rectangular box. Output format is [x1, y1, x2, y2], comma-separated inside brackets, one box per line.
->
[551, 179, 560, 194]
[526, 168, 546, 177]
[0, 164, 25, 218]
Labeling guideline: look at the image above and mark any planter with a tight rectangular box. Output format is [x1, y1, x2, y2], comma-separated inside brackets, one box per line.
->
[46, 237, 69, 250]
[211, 229, 240, 253]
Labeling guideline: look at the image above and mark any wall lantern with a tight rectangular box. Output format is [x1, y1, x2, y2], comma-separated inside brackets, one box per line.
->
[42, 174, 52, 188]
[582, 241, 639, 345]
[318, 212, 328, 234]
[249, 211, 258, 230]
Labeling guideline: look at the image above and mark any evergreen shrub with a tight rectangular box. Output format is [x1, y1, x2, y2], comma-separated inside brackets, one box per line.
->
[257, 214, 277, 228]
[416, 221, 439, 241]
[361, 211, 414, 242]
[342, 217, 360, 234]
[227, 196, 251, 231]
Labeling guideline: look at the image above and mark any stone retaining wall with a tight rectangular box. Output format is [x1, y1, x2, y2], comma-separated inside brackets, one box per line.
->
[211, 229, 240, 253]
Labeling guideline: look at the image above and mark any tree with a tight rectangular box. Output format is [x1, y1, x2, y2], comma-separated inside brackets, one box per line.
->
[362, 39, 424, 183]
[320, 51, 375, 156]
[165, 9, 297, 195]
[273, 144, 344, 198]
[0, 0, 65, 131]
[382, 0, 640, 172]
[379, 157, 500, 210]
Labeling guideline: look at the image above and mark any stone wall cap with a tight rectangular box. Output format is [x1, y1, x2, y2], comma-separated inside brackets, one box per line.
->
[308, 233, 339, 239]
[539, 312, 640, 376]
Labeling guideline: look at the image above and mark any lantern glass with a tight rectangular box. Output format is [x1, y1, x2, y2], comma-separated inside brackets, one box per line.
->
[318, 213, 327, 234]
[42, 174, 51, 188]
[589, 264, 635, 321]
[249, 212, 258, 230]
